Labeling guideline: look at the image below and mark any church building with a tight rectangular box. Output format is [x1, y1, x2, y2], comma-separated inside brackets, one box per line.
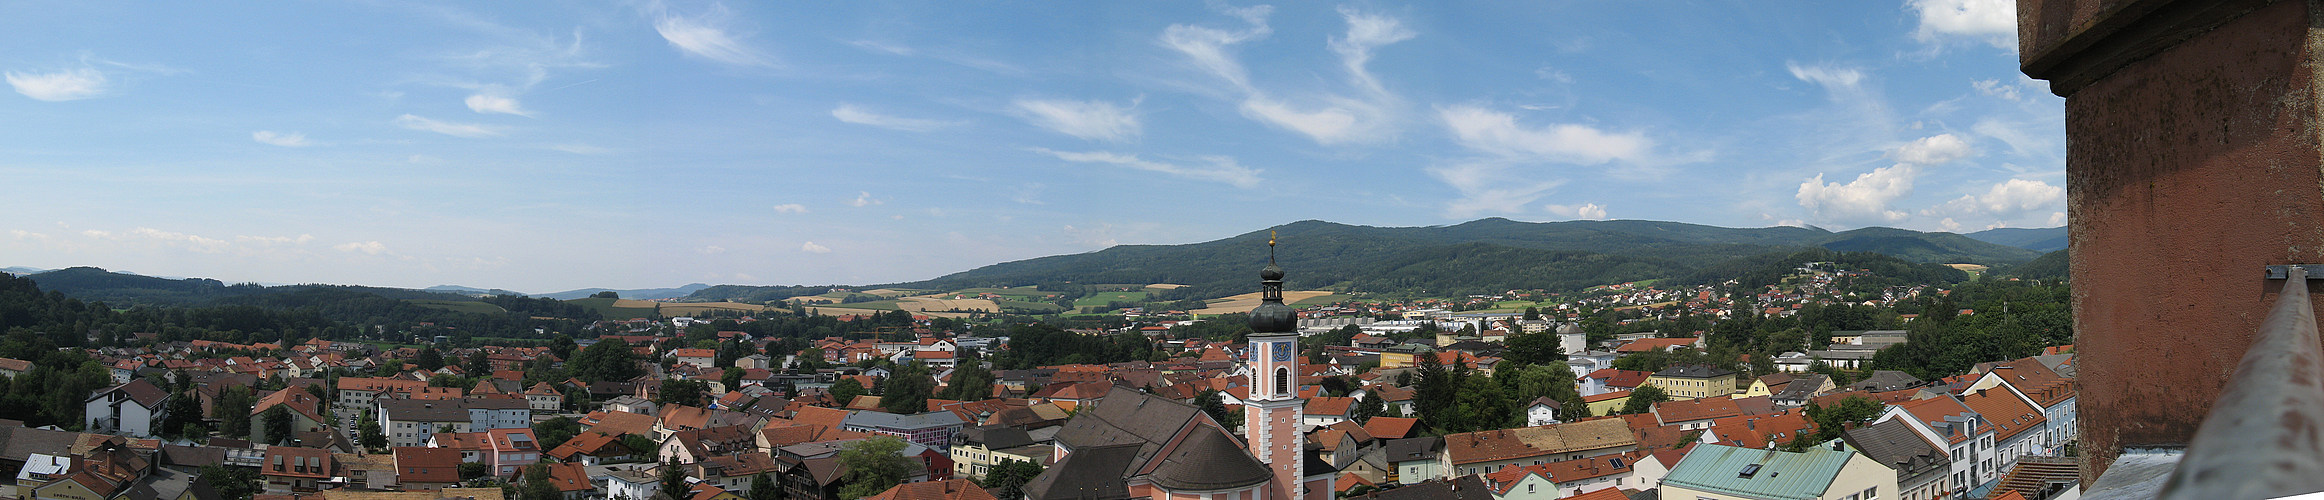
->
[1023, 236, 1337, 499]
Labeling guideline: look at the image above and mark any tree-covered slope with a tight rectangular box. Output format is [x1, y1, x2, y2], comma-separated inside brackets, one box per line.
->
[809, 218, 2040, 299]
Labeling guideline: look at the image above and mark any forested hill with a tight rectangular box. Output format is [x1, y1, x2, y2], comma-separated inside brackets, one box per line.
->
[792, 218, 2042, 298]
[22, 267, 490, 306]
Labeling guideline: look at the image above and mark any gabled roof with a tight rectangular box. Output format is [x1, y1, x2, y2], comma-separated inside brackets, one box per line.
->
[1305, 396, 1356, 417]
[1841, 419, 1948, 483]
[1959, 387, 2047, 442]
[1444, 418, 1637, 465]
[1364, 417, 1421, 440]
[91, 379, 171, 409]
[1586, 369, 1653, 389]
[1894, 395, 1983, 444]
[393, 446, 464, 484]
[1654, 396, 1742, 424]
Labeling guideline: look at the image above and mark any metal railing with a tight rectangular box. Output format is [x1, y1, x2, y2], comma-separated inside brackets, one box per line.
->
[2153, 265, 2324, 499]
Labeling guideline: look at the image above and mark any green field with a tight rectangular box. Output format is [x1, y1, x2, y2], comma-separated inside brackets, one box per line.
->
[567, 297, 654, 320]
[1073, 291, 1148, 307]
[408, 299, 508, 314]
[997, 300, 1066, 313]
[950, 287, 1055, 299]
[1291, 294, 1352, 306]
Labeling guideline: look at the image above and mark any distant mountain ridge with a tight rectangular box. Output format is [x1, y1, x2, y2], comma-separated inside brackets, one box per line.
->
[692, 218, 2043, 300]
[535, 283, 712, 300]
[1965, 226, 2067, 252]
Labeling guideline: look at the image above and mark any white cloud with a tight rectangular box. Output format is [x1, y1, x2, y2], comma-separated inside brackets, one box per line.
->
[1328, 7, 1415, 96]
[1031, 148, 1262, 189]
[334, 241, 387, 255]
[393, 114, 503, 138]
[1893, 133, 1974, 165]
[698, 245, 726, 254]
[800, 241, 831, 253]
[1426, 105, 1691, 217]
[1438, 105, 1652, 164]
[1012, 98, 1140, 142]
[6, 67, 107, 101]
[2048, 212, 2068, 226]
[236, 234, 314, 245]
[831, 104, 953, 132]
[130, 228, 230, 253]
[850, 192, 882, 207]
[652, 3, 773, 67]
[1910, 0, 2017, 50]
[251, 131, 313, 147]
[465, 94, 531, 116]
[1544, 203, 1609, 220]
[1158, 5, 1272, 91]
[1160, 6, 1409, 145]
[1786, 63, 1864, 91]
[1062, 224, 1122, 248]
[1929, 178, 2065, 219]
[771, 204, 808, 214]
[1797, 164, 1918, 224]
[1973, 79, 2021, 101]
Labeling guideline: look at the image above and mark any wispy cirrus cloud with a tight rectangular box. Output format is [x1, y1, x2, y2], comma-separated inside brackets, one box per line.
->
[800, 241, 831, 254]
[6, 67, 107, 101]
[393, 114, 503, 138]
[1161, 6, 1412, 145]
[771, 204, 808, 214]
[465, 94, 531, 116]
[651, 2, 774, 68]
[1013, 98, 1140, 142]
[251, 131, 315, 147]
[832, 104, 954, 132]
[1031, 148, 1261, 189]
[1428, 105, 1690, 216]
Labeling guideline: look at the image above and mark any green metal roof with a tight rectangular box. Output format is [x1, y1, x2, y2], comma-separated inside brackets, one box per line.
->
[1662, 444, 1857, 500]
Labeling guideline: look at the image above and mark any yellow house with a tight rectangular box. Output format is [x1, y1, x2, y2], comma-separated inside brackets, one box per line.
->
[1582, 391, 1631, 416]
[950, 427, 1052, 480]
[1660, 444, 1896, 500]
[1645, 365, 1739, 400]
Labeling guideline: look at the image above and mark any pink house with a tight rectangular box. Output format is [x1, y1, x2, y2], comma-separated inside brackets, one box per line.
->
[487, 428, 542, 476]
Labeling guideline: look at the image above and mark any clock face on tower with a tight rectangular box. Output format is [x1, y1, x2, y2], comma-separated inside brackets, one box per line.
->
[1274, 341, 1292, 362]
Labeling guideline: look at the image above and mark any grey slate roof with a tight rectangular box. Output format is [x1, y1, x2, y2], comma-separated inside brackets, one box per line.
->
[1771, 374, 1831, 404]
[1146, 428, 1271, 491]
[1842, 419, 1949, 487]
[1847, 371, 1925, 392]
[0, 426, 82, 463]
[961, 425, 1034, 449]
[1654, 364, 1736, 379]
[842, 410, 965, 431]
[1383, 436, 1443, 464]
[1024, 443, 1140, 500]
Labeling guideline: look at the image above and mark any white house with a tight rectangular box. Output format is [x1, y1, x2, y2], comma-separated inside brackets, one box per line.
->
[84, 379, 170, 438]
[1525, 397, 1562, 427]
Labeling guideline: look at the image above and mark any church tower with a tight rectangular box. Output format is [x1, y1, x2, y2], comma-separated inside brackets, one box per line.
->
[1244, 232, 1305, 499]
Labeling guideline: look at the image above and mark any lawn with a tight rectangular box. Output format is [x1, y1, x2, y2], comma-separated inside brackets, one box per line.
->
[567, 297, 655, 320]
[1072, 291, 1148, 307]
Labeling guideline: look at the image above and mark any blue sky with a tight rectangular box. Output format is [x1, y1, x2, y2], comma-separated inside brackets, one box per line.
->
[0, 1, 2058, 293]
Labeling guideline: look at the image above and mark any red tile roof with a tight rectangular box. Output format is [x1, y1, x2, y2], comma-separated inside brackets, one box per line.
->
[1363, 417, 1421, 440]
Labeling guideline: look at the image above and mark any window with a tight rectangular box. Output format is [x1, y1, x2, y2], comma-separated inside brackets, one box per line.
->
[1863, 487, 1877, 500]
[1276, 367, 1290, 395]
